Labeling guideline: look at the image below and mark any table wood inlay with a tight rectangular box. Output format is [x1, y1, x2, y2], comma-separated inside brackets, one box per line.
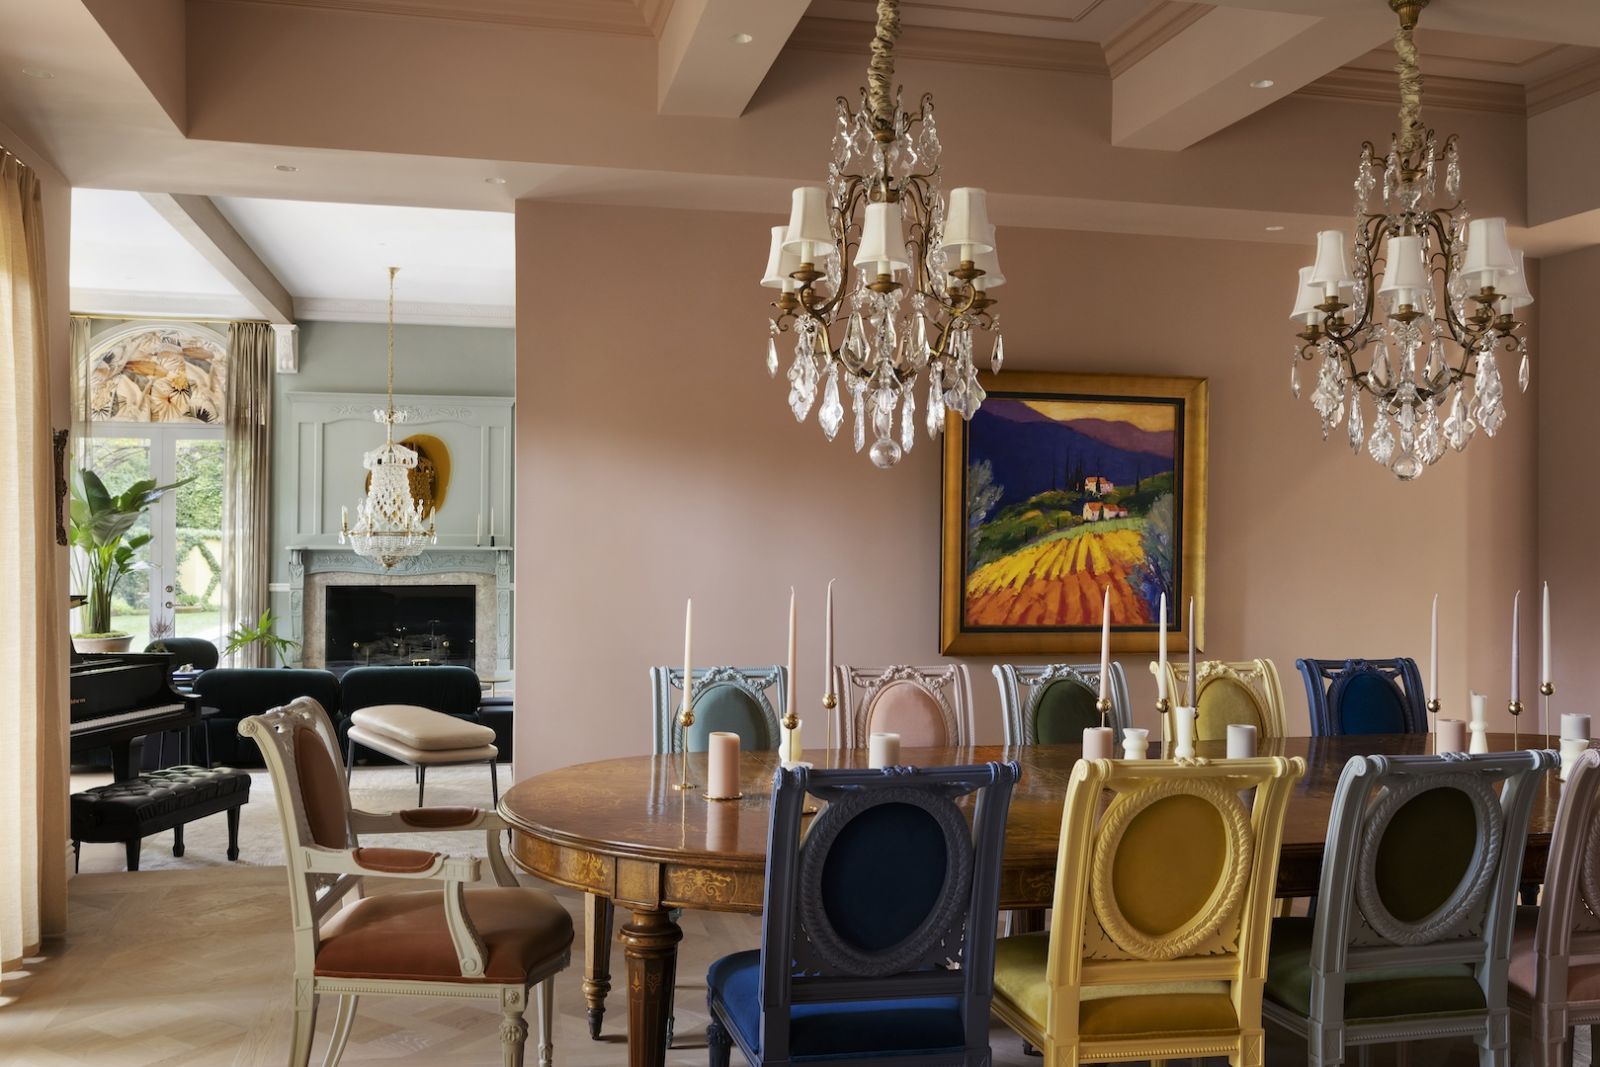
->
[499, 734, 1572, 1067]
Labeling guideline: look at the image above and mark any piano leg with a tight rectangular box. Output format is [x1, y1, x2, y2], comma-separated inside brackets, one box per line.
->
[172, 823, 185, 857]
[125, 838, 141, 871]
[110, 737, 145, 783]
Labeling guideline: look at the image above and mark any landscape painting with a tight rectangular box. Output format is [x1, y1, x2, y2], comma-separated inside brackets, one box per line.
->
[940, 372, 1208, 655]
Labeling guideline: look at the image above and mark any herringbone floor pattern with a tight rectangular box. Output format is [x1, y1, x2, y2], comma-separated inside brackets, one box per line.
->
[0, 767, 1582, 1066]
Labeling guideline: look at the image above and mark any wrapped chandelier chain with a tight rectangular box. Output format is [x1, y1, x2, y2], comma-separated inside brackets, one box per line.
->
[384, 265, 398, 436]
[1392, 1, 1426, 157]
[867, 0, 901, 134]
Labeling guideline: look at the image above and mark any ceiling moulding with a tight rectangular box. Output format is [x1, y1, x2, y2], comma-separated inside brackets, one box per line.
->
[214, 0, 653, 36]
[1103, 1, 1213, 80]
[786, 16, 1106, 75]
[1527, 57, 1600, 117]
[1297, 68, 1524, 116]
[295, 297, 515, 329]
[70, 288, 263, 320]
[632, 0, 674, 39]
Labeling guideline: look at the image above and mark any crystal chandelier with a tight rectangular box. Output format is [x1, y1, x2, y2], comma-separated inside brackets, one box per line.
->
[761, 0, 1004, 469]
[340, 266, 436, 567]
[1289, 0, 1530, 481]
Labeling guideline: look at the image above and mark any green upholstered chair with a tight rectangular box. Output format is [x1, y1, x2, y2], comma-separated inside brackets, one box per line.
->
[1261, 749, 1557, 1066]
[833, 663, 974, 751]
[990, 755, 1305, 1066]
[994, 663, 1132, 745]
[649, 664, 787, 755]
[1508, 748, 1600, 1066]
[1150, 658, 1288, 745]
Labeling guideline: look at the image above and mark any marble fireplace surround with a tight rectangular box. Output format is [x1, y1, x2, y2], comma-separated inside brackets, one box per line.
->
[287, 547, 512, 675]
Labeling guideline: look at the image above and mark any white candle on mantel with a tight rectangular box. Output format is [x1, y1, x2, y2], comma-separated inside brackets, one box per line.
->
[1157, 592, 1168, 703]
[1098, 586, 1111, 706]
[683, 598, 693, 723]
[1542, 581, 1552, 687]
[1511, 590, 1521, 705]
[1429, 593, 1438, 704]
[1186, 596, 1197, 707]
[490, 506, 496, 539]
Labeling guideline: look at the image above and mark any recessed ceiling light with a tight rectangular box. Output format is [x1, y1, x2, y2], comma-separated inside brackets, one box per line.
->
[20, 67, 53, 80]
[1250, 78, 1275, 89]
[1265, 225, 1285, 232]
[274, 163, 298, 172]
[730, 32, 754, 45]
[485, 177, 507, 185]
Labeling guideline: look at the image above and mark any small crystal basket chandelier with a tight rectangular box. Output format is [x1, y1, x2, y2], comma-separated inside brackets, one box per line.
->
[761, 0, 1004, 469]
[1289, 0, 1531, 481]
[340, 266, 436, 567]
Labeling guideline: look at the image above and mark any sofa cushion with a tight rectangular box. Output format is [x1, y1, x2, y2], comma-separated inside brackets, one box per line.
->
[341, 665, 482, 718]
[351, 705, 496, 751]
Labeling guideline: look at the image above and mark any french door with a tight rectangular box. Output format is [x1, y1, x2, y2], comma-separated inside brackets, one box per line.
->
[76, 426, 227, 647]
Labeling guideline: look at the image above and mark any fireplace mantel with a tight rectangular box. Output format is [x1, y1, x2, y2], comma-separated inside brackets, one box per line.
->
[286, 546, 512, 675]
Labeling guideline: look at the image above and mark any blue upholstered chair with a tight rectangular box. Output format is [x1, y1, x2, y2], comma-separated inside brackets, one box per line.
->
[994, 662, 1132, 744]
[650, 665, 787, 754]
[706, 760, 1020, 1066]
[1296, 657, 1428, 736]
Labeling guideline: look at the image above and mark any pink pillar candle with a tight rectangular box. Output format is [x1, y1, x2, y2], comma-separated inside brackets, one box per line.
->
[705, 799, 739, 852]
[1082, 726, 1115, 761]
[1437, 718, 1468, 754]
[706, 731, 741, 799]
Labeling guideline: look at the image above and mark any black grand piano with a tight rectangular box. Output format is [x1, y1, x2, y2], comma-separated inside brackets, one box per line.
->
[70, 647, 200, 781]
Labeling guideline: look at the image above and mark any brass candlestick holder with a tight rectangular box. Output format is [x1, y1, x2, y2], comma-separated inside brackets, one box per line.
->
[1509, 697, 1523, 750]
[1541, 681, 1555, 748]
[1427, 697, 1441, 753]
[1155, 696, 1172, 717]
[822, 692, 837, 756]
[1095, 696, 1112, 729]
[674, 692, 697, 791]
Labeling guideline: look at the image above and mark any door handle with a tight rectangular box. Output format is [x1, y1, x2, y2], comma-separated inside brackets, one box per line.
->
[164, 585, 174, 594]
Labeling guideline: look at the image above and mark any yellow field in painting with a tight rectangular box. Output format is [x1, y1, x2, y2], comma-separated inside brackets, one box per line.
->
[965, 524, 1150, 627]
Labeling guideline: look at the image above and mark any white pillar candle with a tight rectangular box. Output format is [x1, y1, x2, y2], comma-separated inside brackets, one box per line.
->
[1186, 597, 1197, 707]
[1468, 691, 1490, 754]
[1157, 592, 1168, 703]
[1098, 586, 1111, 706]
[1437, 718, 1467, 754]
[683, 598, 693, 721]
[824, 579, 835, 701]
[1542, 581, 1552, 686]
[1227, 723, 1258, 759]
[1173, 707, 1197, 760]
[1560, 737, 1589, 782]
[1082, 726, 1115, 761]
[706, 731, 741, 799]
[1511, 590, 1521, 704]
[1561, 713, 1591, 741]
[1121, 727, 1149, 760]
[1429, 593, 1438, 703]
[869, 731, 901, 769]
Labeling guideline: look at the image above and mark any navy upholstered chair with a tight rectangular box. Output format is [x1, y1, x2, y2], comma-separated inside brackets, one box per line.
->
[650, 665, 787, 754]
[1297, 657, 1428, 736]
[706, 760, 1020, 1066]
[994, 662, 1131, 744]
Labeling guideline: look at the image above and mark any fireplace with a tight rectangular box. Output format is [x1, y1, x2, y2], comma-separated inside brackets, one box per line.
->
[325, 584, 475, 670]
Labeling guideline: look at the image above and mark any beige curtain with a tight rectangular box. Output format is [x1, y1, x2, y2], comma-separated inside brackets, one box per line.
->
[221, 321, 273, 666]
[0, 147, 66, 974]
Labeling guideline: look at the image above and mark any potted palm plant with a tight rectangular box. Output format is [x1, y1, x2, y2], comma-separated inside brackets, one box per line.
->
[69, 468, 189, 653]
[223, 610, 300, 667]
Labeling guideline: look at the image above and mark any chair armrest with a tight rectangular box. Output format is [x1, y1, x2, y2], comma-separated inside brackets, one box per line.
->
[301, 844, 481, 883]
[349, 806, 508, 834]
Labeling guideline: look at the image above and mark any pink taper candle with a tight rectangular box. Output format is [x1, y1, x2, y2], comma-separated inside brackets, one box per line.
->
[1542, 581, 1551, 686]
[1157, 592, 1168, 702]
[786, 587, 799, 760]
[683, 598, 693, 719]
[824, 579, 836, 698]
[1186, 596, 1196, 706]
[1511, 590, 1521, 704]
[1098, 586, 1111, 704]
[1429, 593, 1438, 704]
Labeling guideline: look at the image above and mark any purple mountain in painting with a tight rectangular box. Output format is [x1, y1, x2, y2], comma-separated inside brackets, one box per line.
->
[970, 398, 1176, 512]
[987, 402, 1172, 457]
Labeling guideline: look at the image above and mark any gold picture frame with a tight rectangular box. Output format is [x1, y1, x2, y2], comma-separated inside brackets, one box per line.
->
[939, 371, 1208, 655]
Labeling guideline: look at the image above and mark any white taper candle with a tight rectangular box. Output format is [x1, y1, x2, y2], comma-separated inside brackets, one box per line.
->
[1098, 586, 1111, 704]
[1157, 592, 1168, 702]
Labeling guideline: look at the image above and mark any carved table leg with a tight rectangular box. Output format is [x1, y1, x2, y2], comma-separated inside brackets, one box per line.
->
[583, 893, 615, 1039]
[620, 906, 682, 1067]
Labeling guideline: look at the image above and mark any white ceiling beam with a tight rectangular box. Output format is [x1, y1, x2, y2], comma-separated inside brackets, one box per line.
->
[1111, 6, 1395, 151]
[656, 0, 811, 118]
[141, 193, 296, 324]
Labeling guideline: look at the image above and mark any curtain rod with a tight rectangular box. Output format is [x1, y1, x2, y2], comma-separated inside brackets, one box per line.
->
[70, 312, 271, 326]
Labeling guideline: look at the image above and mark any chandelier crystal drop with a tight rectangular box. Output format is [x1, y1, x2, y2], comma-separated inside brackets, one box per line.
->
[340, 266, 436, 567]
[760, 0, 1004, 469]
[1289, 0, 1530, 481]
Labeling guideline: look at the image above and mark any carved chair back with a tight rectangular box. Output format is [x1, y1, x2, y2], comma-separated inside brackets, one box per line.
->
[994, 662, 1131, 744]
[834, 663, 975, 750]
[1150, 658, 1288, 743]
[753, 761, 1020, 1065]
[1519, 749, 1600, 1030]
[1296, 657, 1428, 736]
[1039, 756, 1304, 1059]
[650, 665, 786, 754]
[1303, 751, 1557, 1038]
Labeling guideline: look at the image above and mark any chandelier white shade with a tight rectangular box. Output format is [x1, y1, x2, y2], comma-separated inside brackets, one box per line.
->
[340, 266, 437, 567]
[1289, 0, 1530, 481]
[761, 0, 1006, 469]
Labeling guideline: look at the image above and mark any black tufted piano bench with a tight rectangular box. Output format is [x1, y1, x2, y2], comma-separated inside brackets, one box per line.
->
[70, 765, 251, 872]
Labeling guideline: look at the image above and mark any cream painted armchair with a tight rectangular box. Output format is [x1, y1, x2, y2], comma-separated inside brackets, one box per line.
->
[240, 697, 573, 1067]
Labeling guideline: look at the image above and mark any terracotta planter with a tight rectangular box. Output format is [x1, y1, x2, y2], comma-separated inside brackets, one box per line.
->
[73, 634, 135, 654]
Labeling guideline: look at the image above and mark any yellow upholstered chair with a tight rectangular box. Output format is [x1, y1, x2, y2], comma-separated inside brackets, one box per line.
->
[990, 755, 1305, 1066]
[1149, 658, 1288, 744]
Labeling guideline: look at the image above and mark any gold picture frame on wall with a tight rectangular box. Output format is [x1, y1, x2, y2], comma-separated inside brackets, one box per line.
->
[939, 371, 1209, 655]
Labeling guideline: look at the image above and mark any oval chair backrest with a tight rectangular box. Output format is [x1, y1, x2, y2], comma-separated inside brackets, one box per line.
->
[865, 680, 954, 749]
[682, 681, 778, 753]
[1196, 676, 1266, 741]
[1032, 676, 1103, 743]
[239, 697, 354, 854]
[652, 666, 784, 755]
[1330, 667, 1411, 735]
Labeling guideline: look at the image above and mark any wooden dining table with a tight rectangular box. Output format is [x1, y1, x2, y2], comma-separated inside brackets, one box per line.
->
[498, 733, 1572, 1067]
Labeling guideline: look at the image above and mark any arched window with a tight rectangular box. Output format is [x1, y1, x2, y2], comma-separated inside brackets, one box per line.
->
[83, 323, 228, 424]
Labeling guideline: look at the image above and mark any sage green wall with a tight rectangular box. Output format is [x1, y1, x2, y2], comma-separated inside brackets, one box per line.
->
[268, 318, 515, 595]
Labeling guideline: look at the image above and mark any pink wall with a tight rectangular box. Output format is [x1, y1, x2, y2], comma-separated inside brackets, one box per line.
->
[513, 201, 1538, 777]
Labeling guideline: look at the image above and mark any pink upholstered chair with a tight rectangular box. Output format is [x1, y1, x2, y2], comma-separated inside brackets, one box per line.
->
[832, 664, 974, 751]
[1510, 747, 1600, 1066]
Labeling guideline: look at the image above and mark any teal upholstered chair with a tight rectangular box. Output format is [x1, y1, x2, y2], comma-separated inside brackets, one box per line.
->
[706, 760, 1020, 1066]
[650, 665, 787, 754]
[994, 662, 1132, 745]
[1262, 749, 1557, 1066]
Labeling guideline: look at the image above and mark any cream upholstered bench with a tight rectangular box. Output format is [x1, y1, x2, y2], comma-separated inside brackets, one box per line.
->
[345, 704, 499, 806]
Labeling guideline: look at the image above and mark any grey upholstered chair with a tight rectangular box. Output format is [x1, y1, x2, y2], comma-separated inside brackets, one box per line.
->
[833, 663, 975, 750]
[993, 662, 1132, 744]
[649, 664, 787, 754]
[1509, 747, 1600, 1065]
[1262, 749, 1558, 1066]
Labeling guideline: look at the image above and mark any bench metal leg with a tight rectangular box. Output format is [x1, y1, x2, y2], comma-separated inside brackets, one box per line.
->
[418, 765, 426, 806]
[226, 805, 242, 861]
[490, 759, 500, 804]
[346, 736, 357, 783]
[72, 840, 80, 873]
